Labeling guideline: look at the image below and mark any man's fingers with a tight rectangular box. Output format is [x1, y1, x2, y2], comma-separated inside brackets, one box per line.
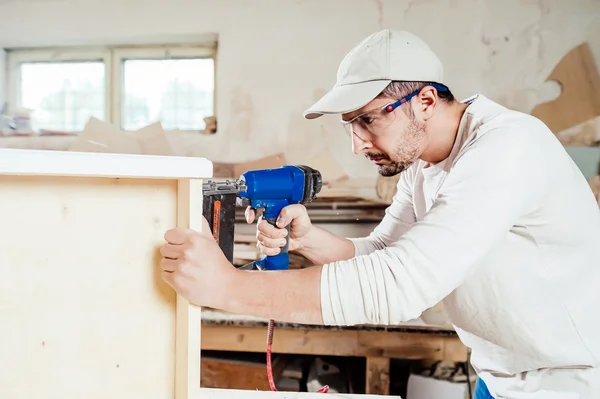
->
[258, 232, 287, 249]
[257, 242, 281, 256]
[160, 258, 178, 272]
[160, 243, 180, 259]
[161, 269, 179, 289]
[164, 228, 188, 245]
[257, 218, 288, 239]
[246, 207, 265, 224]
[245, 206, 255, 223]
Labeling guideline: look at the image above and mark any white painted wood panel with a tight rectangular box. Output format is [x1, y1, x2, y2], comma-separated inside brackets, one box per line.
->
[0, 148, 213, 179]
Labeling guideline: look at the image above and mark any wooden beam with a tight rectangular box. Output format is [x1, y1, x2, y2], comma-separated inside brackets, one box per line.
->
[366, 357, 390, 395]
[201, 325, 468, 362]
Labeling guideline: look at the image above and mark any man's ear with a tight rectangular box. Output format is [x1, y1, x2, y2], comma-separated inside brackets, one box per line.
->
[416, 86, 438, 120]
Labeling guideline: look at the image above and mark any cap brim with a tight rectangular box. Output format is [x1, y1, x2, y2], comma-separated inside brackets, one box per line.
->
[303, 80, 391, 120]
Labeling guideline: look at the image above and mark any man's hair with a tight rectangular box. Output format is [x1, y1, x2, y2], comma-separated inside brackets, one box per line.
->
[378, 81, 455, 107]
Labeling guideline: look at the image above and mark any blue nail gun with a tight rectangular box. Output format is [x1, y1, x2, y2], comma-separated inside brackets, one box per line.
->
[202, 165, 322, 271]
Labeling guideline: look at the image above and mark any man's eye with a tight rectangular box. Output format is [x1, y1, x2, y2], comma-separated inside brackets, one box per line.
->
[360, 117, 375, 125]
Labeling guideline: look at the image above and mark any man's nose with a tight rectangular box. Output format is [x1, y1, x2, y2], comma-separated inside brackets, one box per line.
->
[351, 130, 371, 154]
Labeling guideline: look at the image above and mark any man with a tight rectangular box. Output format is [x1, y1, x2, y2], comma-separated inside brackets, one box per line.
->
[159, 30, 600, 399]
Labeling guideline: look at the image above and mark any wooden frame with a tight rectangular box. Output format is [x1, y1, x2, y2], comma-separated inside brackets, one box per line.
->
[0, 148, 400, 398]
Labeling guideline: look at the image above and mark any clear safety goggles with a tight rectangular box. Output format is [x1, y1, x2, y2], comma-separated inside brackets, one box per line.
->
[341, 83, 448, 139]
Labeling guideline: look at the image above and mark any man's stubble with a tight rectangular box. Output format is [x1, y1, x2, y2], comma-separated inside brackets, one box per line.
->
[377, 117, 426, 177]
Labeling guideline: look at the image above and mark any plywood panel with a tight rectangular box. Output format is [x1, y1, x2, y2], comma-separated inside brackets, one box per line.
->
[0, 175, 179, 399]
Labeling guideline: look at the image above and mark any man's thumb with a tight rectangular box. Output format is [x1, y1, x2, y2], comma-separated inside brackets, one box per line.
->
[276, 204, 305, 227]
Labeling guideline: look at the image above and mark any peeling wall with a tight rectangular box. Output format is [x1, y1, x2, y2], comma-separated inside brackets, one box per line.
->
[0, 0, 599, 181]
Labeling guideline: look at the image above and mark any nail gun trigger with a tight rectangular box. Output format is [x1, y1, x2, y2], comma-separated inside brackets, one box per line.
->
[236, 197, 252, 207]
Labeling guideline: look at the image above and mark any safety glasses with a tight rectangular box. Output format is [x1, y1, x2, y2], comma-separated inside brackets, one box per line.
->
[341, 83, 448, 139]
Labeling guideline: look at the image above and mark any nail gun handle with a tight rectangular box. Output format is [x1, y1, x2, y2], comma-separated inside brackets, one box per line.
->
[263, 217, 290, 271]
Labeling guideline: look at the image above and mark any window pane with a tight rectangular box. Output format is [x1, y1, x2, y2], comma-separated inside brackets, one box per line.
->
[121, 58, 214, 131]
[20, 61, 106, 132]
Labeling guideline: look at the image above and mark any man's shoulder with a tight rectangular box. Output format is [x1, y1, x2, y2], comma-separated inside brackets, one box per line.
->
[458, 94, 558, 153]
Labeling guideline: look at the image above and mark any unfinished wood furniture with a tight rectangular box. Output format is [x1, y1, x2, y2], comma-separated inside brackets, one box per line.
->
[201, 309, 468, 395]
[0, 148, 399, 399]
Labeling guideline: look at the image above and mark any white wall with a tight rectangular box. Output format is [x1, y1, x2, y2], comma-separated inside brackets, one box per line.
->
[0, 0, 598, 180]
[0, 48, 5, 112]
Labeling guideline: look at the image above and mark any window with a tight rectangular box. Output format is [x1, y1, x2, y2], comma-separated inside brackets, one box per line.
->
[20, 61, 106, 131]
[5, 44, 216, 133]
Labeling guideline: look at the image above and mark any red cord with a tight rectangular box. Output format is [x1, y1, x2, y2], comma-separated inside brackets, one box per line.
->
[266, 318, 329, 393]
[266, 319, 277, 391]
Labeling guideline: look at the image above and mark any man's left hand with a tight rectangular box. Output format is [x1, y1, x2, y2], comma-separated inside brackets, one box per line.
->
[159, 217, 236, 309]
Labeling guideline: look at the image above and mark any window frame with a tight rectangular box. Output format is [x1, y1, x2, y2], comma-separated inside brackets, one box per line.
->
[5, 44, 216, 132]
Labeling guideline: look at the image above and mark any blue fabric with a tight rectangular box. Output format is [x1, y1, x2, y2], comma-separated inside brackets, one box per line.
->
[474, 377, 494, 399]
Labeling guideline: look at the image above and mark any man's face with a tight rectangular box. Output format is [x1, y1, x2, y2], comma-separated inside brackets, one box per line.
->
[342, 98, 427, 177]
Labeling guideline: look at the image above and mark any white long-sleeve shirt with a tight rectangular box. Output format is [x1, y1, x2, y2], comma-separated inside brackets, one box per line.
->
[320, 94, 600, 399]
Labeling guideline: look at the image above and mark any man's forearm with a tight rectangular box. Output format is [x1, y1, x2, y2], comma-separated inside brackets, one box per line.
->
[217, 266, 325, 325]
[299, 226, 356, 265]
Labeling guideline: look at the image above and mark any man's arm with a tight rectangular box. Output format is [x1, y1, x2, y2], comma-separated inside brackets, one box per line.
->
[294, 226, 356, 265]
[320, 123, 555, 325]
[222, 266, 326, 324]
[213, 168, 418, 324]
[348, 167, 417, 256]
[296, 168, 418, 265]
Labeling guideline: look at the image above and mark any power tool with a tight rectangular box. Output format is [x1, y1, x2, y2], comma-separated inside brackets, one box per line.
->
[202, 164, 328, 393]
[203, 164, 323, 271]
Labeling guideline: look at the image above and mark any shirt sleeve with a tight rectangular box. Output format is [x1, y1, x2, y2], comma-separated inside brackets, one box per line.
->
[349, 167, 417, 256]
[320, 122, 554, 326]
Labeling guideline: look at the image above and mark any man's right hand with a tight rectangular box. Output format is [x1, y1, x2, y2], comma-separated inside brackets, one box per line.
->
[245, 204, 313, 256]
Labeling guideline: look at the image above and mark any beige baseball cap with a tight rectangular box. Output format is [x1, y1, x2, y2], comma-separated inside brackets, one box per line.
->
[303, 29, 444, 120]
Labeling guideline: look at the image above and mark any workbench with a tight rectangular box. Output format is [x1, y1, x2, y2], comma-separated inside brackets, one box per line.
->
[201, 309, 468, 395]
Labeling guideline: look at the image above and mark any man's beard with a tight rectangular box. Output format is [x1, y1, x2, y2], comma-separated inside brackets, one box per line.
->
[377, 160, 411, 177]
[367, 117, 425, 177]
